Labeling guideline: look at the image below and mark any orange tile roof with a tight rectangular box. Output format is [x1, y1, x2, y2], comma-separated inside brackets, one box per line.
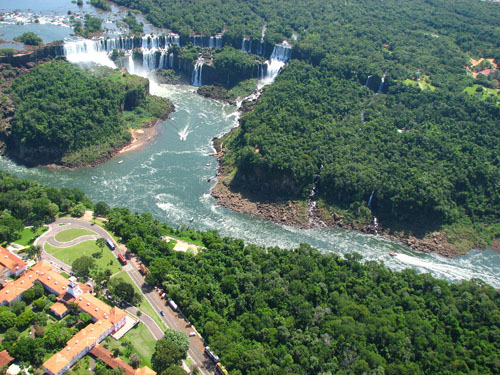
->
[31, 261, 70, 296]
[0, 246, 26, 274]
[50, 302, 68, 317]
[0, 271, 35, 304]
[43, 321, 112, 375]
[0, 350, 14, 368]
[74, 293, 127, 323]
[90, 345, 135, 375]
[135, 366, 157, 375]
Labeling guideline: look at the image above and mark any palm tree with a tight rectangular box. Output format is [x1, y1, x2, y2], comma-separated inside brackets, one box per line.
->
[27, 245, 42, 261]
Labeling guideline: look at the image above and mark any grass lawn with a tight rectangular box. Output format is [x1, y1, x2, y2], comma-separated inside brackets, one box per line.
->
[104, 322, 156, 367]
[45, 240, 122, 274]
[71, 355, 92, 375]
[403, 78, 436, 91]
[111, 271, 166, 331]
[463, 84, 500, 102]
[55, 228, 97, 242]
[14, 227, 48, 246]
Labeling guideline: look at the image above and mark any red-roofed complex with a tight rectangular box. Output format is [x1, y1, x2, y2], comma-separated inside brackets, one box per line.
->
[0, 246, 26, 278]
[0, 261, 131, 375]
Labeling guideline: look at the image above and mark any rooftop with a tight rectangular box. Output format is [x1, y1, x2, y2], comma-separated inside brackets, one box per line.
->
[0, 349, 14, 368]
[0, 246, 26, 273]
[50, 302, 68, 317]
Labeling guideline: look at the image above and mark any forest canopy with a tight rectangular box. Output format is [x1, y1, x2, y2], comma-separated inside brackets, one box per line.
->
[109, 0, 500, 248]
[5, 60, 173, 167]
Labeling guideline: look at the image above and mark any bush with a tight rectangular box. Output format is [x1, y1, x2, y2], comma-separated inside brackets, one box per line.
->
[13, 32, 43, 46]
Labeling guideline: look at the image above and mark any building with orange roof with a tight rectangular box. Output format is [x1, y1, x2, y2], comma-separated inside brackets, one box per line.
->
[0, 350, 14, 369]
[135, 366, 157, 375]
[50, 302, 69, 319]
[0, 246, 26, 278]
[0, 261, 130, 375]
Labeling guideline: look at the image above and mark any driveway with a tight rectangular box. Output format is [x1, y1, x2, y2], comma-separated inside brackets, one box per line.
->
[35, 217, 214, 375]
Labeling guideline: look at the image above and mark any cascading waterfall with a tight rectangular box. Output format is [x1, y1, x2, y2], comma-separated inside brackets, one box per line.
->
[63, 34, 180, 75]
[241, 38, 252, 53]
[377, 73, 386, 94]
[192, 61, 203, 86]
[193, 35, 223, 48]
[260, 41, 292, 85]
[365, 75, 372, 88]
[368, 190, 375, 208]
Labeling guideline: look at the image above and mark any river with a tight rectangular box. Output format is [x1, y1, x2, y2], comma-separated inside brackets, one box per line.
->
[1, 1, 499, 288]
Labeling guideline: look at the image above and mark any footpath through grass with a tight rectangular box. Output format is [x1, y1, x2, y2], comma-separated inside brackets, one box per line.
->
[45, 240, 122, 274]
[111, 271, 167, 331]
[54, 228, 96, 242]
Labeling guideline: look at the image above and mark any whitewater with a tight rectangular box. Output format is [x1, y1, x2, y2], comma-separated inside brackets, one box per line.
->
[0, 13, 498, 287]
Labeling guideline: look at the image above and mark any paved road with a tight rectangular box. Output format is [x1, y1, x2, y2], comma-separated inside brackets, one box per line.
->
[36, 218, 214, 375]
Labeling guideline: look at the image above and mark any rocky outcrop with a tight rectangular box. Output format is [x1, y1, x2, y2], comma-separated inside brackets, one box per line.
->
[0, 43, 64, 67]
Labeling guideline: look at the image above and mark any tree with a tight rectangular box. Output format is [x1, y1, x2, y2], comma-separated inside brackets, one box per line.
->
[94, 201, 110, 217]
[129, 353, 141, 369]
[13, 32, 43, 46]
[15, 309, 34, 329]
[152, 340, 184, 371]
[163, 329, 189, 360]
[114, 281, 135, 303]
[72, 255, 96, 279]
[160, 366, 187, 375]
[27, 245, 42, 261]
[70, 203, 86, 217]
[0, 311, 16, 331]
[96, 238, 106, 254]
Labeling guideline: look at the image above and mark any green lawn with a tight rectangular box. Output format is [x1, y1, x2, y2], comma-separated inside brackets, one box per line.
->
[14, 227, 48, 246]
[71, 355, 92, 375]
[463, 84, 500, 102]
[104, 322, 156, 367]
[111, 271, 166, 331]
[403, 78, 436, 91]
[45, 240, 122, 274]
[55, 228, 96, 242]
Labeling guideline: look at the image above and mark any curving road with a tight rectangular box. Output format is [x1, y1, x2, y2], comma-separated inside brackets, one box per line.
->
[35, 217, 214, 375]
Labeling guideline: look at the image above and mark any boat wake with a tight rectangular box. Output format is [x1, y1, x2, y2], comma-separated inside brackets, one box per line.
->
[178, 125, 191, 141]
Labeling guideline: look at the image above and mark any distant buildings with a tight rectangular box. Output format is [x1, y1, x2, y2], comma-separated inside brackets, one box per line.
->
[0, 260, 155, 375]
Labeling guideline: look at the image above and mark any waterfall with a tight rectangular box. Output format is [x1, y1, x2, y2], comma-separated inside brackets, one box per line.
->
[365, 75, 372, 88]
[215, 35, 223, 49]
[168, 53, 174, 68]
[377, 73, 386, 94]
[192, 61, 203, 86]
[368, 190, 375, 209]
[260, 41, 292, 85]
[63, 33, 181, 76]
[241, 38, 252, 53]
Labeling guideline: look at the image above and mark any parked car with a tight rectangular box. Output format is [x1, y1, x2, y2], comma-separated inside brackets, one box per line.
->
[189, 332, 196, 337]
[160, 311, 165, 316]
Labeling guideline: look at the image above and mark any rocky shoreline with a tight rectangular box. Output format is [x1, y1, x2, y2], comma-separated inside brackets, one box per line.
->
[211, 159, 480, 258]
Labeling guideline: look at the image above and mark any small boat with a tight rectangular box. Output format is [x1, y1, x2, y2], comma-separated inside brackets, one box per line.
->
[180, 136, 186, 141]
[206, 163, 211, 166]
[118, 160, 123, 164]
[389, 252, 397, 257]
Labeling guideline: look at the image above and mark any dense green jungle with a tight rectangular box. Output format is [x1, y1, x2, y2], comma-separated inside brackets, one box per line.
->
[110, 0, 500, 250]
[0, 60, 173, 167]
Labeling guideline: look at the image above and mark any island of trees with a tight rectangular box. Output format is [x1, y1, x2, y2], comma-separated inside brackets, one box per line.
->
[0, 59, 173, 167]
[108, 0, 500, 254]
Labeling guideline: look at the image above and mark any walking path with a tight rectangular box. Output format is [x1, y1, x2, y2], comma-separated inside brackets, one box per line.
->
[35, 217, 214, 375]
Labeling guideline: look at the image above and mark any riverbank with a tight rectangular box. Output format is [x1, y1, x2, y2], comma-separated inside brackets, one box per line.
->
[211, 155, 490, 258]
[40, 117, 165, 170]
